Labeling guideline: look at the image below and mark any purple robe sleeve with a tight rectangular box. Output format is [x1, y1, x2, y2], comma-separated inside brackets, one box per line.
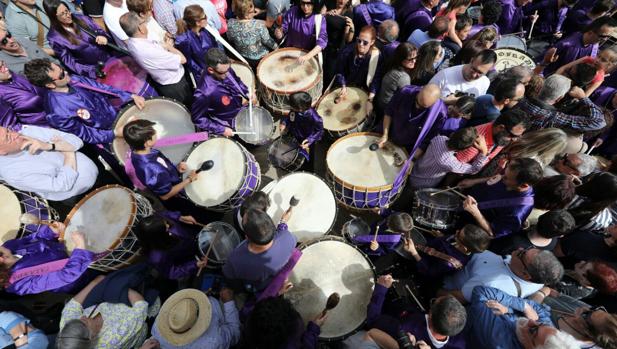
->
[49, 36, 98, 79]
[490, 204, 533, 238]
[0, 98, 18, 128]
[148, 250, 197, 280]
[305, 110, 324, 145]
[366, 284, 388, 325]
[6, 249, 95, 295]
[300, 322, 321, 349]
[191, 88, 227, 135]
[46, 111, 115, 144]
[138, 161, 178, 196]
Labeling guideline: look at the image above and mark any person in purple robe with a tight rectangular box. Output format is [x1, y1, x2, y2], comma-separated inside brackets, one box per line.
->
[523, 0, 577, 40]
[375, 19, 400, 63]
[0, 223, 96, 296]
[353, 0, 395, 30]
[23, 59, 145, 145]
[192, 48, 251, 137]
[0, 61, 48, 128]
[496, 0, 534, 34]
[562, 0, 613, 36]
[279, 91, 323, 168]
[335, 26, 384, 115]
[378, 84, 448, 153]
[175, 4, 219, 83]
[274, 0, 328, 64]
[467, 0, 502, 38]
[396, 0, 439, 42]
[541, 16, 617, 76]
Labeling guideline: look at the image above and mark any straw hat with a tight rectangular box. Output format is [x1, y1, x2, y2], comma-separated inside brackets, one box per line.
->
[156, 289, 212, 346]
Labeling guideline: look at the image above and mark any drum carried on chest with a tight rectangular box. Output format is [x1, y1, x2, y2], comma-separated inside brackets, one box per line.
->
[112, 97, 196, 166]
[197, 222, 242, 269]
[285, 236, 375, 341]
[412, 188, 462, 230]
[494, 48, 536, 72]
[0, 183, 59, 242]
[62, 185, 154, 272]
[257, 48, 323, 114]
[326, 132, 409, 209]
[317, 87, 372, 137]
[184, 138, 261, 212]
[265, 172, 337, 243]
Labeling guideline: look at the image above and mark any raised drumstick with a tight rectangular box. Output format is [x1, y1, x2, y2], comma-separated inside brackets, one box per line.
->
[369, 224, 380, 251]
[528, 10, 538, 40]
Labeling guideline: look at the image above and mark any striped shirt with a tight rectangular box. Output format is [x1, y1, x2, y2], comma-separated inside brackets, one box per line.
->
[410, 135, 488, 188]
[516, 97, 605, 132]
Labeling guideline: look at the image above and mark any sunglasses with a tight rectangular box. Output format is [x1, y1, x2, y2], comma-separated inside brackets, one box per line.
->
[0, 31, 12, 46]
[300, 1, 313, 5]
[356, 38, 370, 46]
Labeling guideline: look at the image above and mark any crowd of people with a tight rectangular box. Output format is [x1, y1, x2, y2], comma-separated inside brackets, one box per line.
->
[2, 0, 617, 347]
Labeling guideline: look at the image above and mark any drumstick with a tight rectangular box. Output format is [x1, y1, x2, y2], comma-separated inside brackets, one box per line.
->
[450, 188, 468, 199]
[430, 187, 461, 196]
[248, 84, 254, 130]
[586, 145, 596, 155]
[197, 229, 223, 276]
[232, 131, 257, 135]
[528, 10, 538, 40]
[369, 224, 380, 251]
[19, 213, 53, 226]
[405, 284, 426, 312]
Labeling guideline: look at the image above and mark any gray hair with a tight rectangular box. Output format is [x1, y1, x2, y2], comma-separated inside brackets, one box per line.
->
[119, 11, 142, 38]
[378, 19, 399, 43]
[575, 153, 598, 177]
[56, 319, 95, 349]
[536, 330, 580, 349]
[507, 65, 533, 82]
[430, 296, 467, 337]
[527, 250, 564, 285]
[538, 75, 572, 104]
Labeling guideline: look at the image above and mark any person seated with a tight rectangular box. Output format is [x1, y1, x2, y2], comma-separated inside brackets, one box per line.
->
[0, 21, 59, 74]
[0, 60, 49, 128]
[367, 275, 467, 349]
[440, 95, 475, 136]
[0, 311, 48, 348]
[466, 285, 579, 349]
[279, 91, 324, 170]
[407, 15, 449, 48]
[120, 11, 193, 106]
[192, 48, 252, 137]
[223, 209, 297, 293]
[404, 224, 492, 278]
[56, 276, 149, 349]
[460, 157, 543, 238]
[233, 191, 271, 235]
[151, 288, 241, 348]
[555, 260, 617, 300]
[442, 247, 564, 302]
[0, 125, 98, 202]
[467, 0, 502, 38]
[335, 25, 383, 116]
[396, 0, 438, 41]
[376, 42, 417, 112]
[408, 41, 444, 86]
[1, 224, 96, 295]
[410, 127, 488, 188]
[429, 49, 496, 103]
[544, 153, 597, 177]
[567, 172, 617, 231]
[490, 209, 576, 255]
[4, 0, 57, 57]
[135, 212, 207, 280]
[274, 0, 327, 64]
[226, 0, 277, 68]
[175, 5, 218, 83]
[375, 20, 399, 63]
[23, 58, 144, 144]
[467, 78, 525, 127]
[441, 13, 472, 58]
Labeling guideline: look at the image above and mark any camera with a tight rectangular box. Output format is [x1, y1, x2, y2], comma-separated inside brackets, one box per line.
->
[396, 330, 415, 349]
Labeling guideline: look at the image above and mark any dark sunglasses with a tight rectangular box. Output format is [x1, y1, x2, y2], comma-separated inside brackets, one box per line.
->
[0, 31, 12, 46]
[300, 1, 313, 5]
[356, 38, 370, 46]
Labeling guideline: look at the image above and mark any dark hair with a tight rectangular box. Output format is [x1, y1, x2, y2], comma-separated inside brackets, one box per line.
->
[454, 95, 476, 115]
[43, 0, 89, 45]
[451, 40, 485, 66]
[526, 250, 564, 284]
[23, 58, 54, 87]
[459, 224, 491, 252]
[481, 0, 503, 24]
[494, 77, 521, 102]
[591, 0, 614, 15]
[455, 13, 472, 31]
[387, 212, 414, 233]
[388, 42, 417, 71]
[239, 192, 271, 217]
[206, 48, 230, 69]
[243, 209, 276, 245]
[473, 49, 498, 65]
[409, 41, 440, 82]
[570, 172, 617, 225]
[428, 16, 450, 38]
[586, 261, 617, 294]
[494, 108, 528, 130]
[245, 297, 303, 349]
[430, 296, 467, 337]
[570, 62, 598, 88]
[447, 127, 477, 150]
[289, 91, 312, 111]
[533, 175, 577, 210]
[294, 0, 319, 13]
[508, 157, 543, 187]
[536, 210, 576, 238]
[135, 214, 178, 251]
[585, 16, 617, 33]
[176, 4, 206, 34]
[123, 119, 156, 151]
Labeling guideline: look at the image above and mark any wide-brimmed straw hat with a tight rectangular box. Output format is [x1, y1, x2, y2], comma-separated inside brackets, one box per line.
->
[156, 289, 212, 346]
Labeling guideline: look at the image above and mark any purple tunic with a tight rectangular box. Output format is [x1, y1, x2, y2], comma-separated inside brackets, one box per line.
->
[282, 108, 324, 145]
[440, 117, 468, 136]
[385, 85, 448, 149]
[562, 9, 593, 36]
[353, 0, 396, 29]
[543, 32, 598, 76]
[497, 0, 525, 35]
[44, 75, 132, 144]
[191, 69, 248, 134]
[3, 227, 95, 295]
[0, 73, 48, 128]
[281, 6, 328, 51]
[416, 236, 472, 278]
[590, 86, 617, 155]
[335, 43, 384, 94]
[396, 0, 432, 40]
[523, 0, 567, 36]
[47, 14, 114, 79]
[175, 28, 218, 82]
[130, 149, 182, 196]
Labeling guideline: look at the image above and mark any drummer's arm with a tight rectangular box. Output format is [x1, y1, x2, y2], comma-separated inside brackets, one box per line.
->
[159, 175, 196, 201]
[303, 45, 323, 61]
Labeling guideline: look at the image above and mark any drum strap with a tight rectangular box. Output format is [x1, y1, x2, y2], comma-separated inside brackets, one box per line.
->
[256, 249, 302, 301]
[204, 25, 250, 65]
[71, 81, 121, 98]
[416, 245, 464, 269]
[154, 131, 209, 147]
[358, 4, 372, 26]
[366, 48, 380, 88]
[9, 258, 69, 284]
[477, 197, 534, 210]
[315, 14, 323, 66]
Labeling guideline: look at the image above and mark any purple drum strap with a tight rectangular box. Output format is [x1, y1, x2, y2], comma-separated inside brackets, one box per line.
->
[353, 234, 401, 244]
[359, 4, 372, 26]
[477, 197, 534, 210]
[124, 151, 147, 190]
[154, 132, 210, 147]
[256, 248, 302, 301]
[71, 81, 121, 98]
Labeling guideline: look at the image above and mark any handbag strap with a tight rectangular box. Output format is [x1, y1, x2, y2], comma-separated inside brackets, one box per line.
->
[417, 245, 464, 269]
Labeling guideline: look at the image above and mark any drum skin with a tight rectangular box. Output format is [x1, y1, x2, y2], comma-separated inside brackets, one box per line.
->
[267, 136, 306, 172]
[235, 106, 275, 145]
[317, 87, 371, 137]
[0, 183, 58, 242]
[412, 188, 462, 230]
[197, 222, 242, 268]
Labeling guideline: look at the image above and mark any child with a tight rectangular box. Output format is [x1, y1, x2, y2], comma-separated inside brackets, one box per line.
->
[279, 92, 324, 170]
[441, 95, 475, 136]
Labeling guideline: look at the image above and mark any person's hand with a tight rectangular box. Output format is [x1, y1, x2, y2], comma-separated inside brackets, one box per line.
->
[132, 95, 146, 109]
[51, 136, 76, 152]
[543, 47, 559, 65]
[456, 179, 476, 189]
[523, 303, 539, 321]
[530, 13, 539, 23]
[592, 138, 604, 149]
[301, 139, 310, 150]
[278, 279, 294, 295]
[297, 55, 309, 64]
[139, 338, 160, 349]
[95, 35, 108, 45]
[377, 134, 388, 148]
[274, 27, 283, 40]
[339, 86, 348, 99]
[187, 170, 198, 183]
[327, 9, 337, 15]
[71, 231, 87, 249]
[20, 137, 51, 154]
[553, 31, 563, 39]
[377, 274, 394, 288]
[177, 162, 188, 173]
[179, 215, 198, 225]
[223, 127, 234, 138]
[344, 16, 354, 30]
[313, 311, 328, 327]
[473, 135, 488, 155]
[196, 255, 208, 269]
[279, 123, 287, 134]
[366, 100, 373, 115]
[569, 86, 586, 99]
[50, 221, 66, 235]
[463, 195, 480, 215]
[220, 287, 234, 303]
[403, 237, 418, 255]
[485, 300, 509, 315]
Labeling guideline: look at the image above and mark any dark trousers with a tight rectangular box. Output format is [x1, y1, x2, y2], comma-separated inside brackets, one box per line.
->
[153, 75, 194, 108]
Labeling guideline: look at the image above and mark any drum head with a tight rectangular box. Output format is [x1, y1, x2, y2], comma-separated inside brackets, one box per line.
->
[394, 228, 427, 259]
[286, 239, 375, 340]
[185, 138, 247, 207]
[327, 133, 407, 188]
[266, 173, 337, 242]
[317, 87, 368, 132]
[415, 189, 462, 208]
[341, 217, 371, 241]
[235, 107, 274, 145]
[268, 137, 302, 168]
[495, 36, 527, 51]
[197, 222, 241, 263]
[0, 185, 22, 242]
[494, 48, 536, 72]
[231, 61, 255, 91]
[112, 97, 195, 165]
[64, 186, 135, 253]
[257, 48, 321, 93]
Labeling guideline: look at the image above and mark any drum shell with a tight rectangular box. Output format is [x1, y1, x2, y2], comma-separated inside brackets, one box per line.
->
[235, 106, 275, 145]
[0, 182, 58, 242]
[267, 137, 306, 172]
[412, 188, 462, 230]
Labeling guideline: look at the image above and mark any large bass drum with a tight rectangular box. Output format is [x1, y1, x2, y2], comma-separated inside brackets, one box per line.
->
[0, 183, 58, 242]
[317, 87, 372, 138]
[494, 48, 536, 72]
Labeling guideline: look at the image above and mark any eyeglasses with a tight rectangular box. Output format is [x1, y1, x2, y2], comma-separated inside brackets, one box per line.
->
[515, 246, 533, 274]
[356, 38, 370, 46]
[300, 1, 313, 6]
[0, 31, 12, 46]
[57, 9, 71, 17]
[52, 69, 66, 81]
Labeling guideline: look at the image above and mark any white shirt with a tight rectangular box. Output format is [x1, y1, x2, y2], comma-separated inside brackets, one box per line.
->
[103, 0, 167, 48]
[127, 38, 185, 85]
[429, 65, 490, 98]
[425, 315, 449, 348]
[173, 0, 222, 31]
[0, 126, 98, 201]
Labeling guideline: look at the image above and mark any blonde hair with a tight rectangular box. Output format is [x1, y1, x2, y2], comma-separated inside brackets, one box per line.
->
[506, 128, 567, 167]
[233, 0, 254, 19]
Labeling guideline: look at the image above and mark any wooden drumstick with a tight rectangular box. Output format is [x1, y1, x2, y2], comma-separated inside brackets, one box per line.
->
[449, 188, 468, 200]
[320, 292, 341, 317]
[528, 10, 538, 40]
[430, 186, 461, 196]
[197, 229, 223, 276]
[369, 224, 380, 251]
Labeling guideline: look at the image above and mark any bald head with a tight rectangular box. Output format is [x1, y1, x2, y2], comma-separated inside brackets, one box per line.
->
[417, 84, 441, 108]
[379, 19, 399, 43]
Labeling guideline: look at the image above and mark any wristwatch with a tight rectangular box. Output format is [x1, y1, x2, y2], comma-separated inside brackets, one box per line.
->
[50, 142, 56, 151]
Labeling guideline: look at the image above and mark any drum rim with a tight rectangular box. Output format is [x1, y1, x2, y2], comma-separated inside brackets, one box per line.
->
[414, 188, 463, 208]
[0, 181, 53, 239]
[230, 60, 256, 89]
[267, 136, 305, 171]
[326, 132, 410, 191]
[235, 106, 276, 145]
[290, 236, 376, 341]
[197, 221, 239, 264]
[317, 87, 370, 132]
[256, 47, 323, 94]
[61, 184, 137, 253]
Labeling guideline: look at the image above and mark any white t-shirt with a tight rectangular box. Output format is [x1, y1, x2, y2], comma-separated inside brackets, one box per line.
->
[103, 0, 167, 48]
[429, 65, 490, 98]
